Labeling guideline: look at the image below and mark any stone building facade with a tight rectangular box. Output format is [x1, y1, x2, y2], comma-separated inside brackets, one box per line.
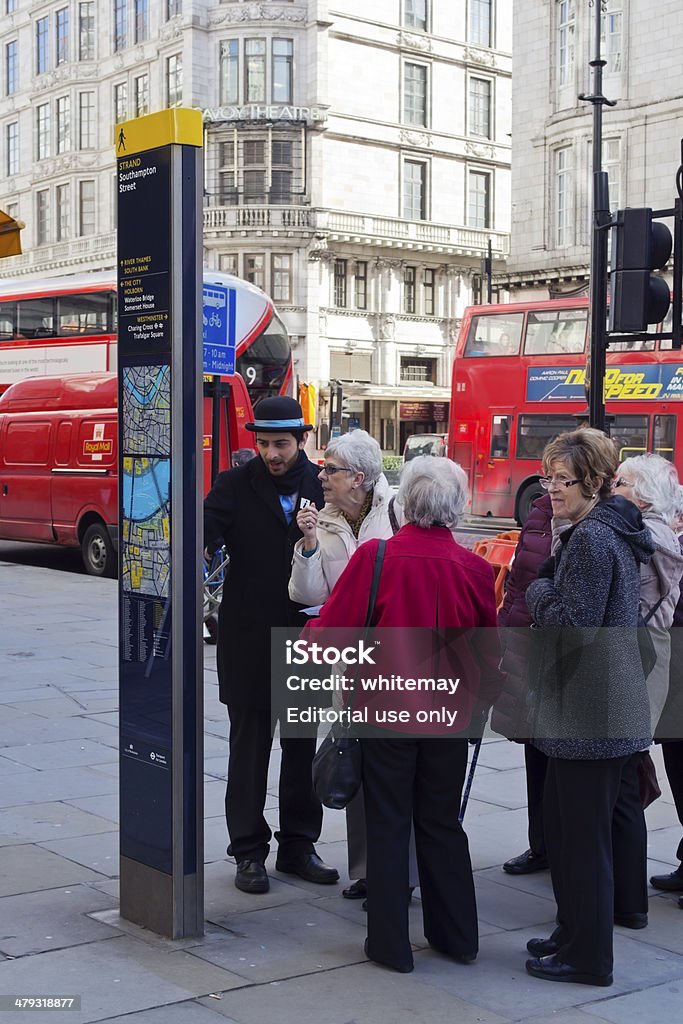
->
[508, 0, 682, 301]
[0, 1, 512, 450]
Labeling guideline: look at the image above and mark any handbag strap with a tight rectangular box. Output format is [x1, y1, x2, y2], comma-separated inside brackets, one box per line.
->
[642, 592, 667, 625]
[387, 496, 400, 535]
[345, 539, 386, 716]
[364, 538, 386, 627]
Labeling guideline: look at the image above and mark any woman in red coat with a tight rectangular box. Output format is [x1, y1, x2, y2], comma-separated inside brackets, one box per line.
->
[308, 457, 502, 973]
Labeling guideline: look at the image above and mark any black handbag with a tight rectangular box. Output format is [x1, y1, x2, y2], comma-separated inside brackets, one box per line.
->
[312, 539, 386, 810]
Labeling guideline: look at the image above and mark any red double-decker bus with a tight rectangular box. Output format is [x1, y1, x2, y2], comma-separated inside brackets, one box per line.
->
[448, 298, 683, 523]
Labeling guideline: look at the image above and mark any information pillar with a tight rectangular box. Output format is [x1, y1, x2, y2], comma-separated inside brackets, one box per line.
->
[116, 109, 203, 938]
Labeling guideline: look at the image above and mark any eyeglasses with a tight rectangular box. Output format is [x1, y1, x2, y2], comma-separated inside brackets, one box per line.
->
[612, 478, 631, 489]
[320, 464, 354, 476]
[539, 476, 582, 490]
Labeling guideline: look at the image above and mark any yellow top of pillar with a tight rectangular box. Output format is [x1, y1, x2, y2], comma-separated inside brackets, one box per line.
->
[115, 108, 203, 158]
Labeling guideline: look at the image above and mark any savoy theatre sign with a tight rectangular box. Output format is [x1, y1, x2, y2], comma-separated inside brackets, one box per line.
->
[202, 104, 327, 125]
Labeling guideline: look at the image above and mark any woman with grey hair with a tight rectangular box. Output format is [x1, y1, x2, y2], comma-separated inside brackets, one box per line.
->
[307, 456, 502, 972]
[613, 453, 683, 728]
[290, 429, 402, 902]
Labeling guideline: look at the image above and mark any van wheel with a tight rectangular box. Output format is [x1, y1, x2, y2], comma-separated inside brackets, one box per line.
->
[82, 522, 116, 578]
[516, 481, 544, 526]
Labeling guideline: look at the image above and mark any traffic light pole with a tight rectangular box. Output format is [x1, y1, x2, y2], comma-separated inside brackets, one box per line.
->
[579, 1, 615, 432]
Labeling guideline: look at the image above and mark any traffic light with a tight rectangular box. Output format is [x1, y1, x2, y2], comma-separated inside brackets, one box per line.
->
[609, 208, 672, 333]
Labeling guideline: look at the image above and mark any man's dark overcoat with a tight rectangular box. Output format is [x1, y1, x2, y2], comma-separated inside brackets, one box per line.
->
[204, 454, 324, 709]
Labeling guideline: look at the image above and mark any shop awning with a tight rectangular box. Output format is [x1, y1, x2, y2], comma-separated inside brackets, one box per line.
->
[0, 209, 24, 258]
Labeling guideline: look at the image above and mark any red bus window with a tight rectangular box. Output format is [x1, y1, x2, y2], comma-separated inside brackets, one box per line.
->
[610, 415, 649, 461]
[654, 414, 676, 462]
[524, 309, 587, 355]
[16, 298, 56, 339]
[464, 313, 523, 357]
[490, 416, 511, 458]
[516, 414, 577, 460]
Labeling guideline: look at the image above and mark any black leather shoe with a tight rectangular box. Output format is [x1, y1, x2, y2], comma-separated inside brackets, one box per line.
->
[614, 912, 648, 929]
[526, 937, 560, 957]
[650, 867, 683, 892]
[275, 852, 339, 884]
[526, 954, 612, 987]
[364, 938, 413, 973]
[235, 860, 269, 894]
[503, 849, 549, 875]
[342, 878, 367, 899]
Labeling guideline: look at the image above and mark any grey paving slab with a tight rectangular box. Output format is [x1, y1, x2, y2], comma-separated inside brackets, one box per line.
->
[0, 716, 119, 749]
[8, 697, 118, 718]
[0, 844, 107, 897]
[65, 794, 119, 825]
[476, 739, 528, 771]
[39, 831, 119, 878]
[0, 755, 38, 778]
[474, 874, 557, 930]
[0, 766, 117, 808]
[2, 738, 117, 771]
[204, 860, 322, 920]
[646, 825, 683, 864]
[197, 960, 511, 1024]
[0, 801, 116, 845]
[468, 766, 530, 809]
[98, 1002, 233, 1024]
[0, 884, 119, 956]
[468, 807, 533, 870]
[204, 780, 227, 820]
[616, 892, 683, 954]
[516, 1011, 617, 1024]
[581, 979, 683, 1024]
[0, 934, 248, 1024]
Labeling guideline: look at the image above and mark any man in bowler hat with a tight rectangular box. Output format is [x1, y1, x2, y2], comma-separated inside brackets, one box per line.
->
[204, 395, 339, 893]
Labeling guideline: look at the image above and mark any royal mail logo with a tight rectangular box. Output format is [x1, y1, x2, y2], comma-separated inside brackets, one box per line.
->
[84, 439, 113, 456]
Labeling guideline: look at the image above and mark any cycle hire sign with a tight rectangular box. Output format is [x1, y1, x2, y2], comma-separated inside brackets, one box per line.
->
[203, 284, 236, 375]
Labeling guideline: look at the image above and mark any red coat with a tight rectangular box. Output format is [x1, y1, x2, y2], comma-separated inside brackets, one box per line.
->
[305, 525, 503, 734]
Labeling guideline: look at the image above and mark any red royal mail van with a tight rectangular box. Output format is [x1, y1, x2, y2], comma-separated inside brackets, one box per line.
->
[0, 372, 254, 577]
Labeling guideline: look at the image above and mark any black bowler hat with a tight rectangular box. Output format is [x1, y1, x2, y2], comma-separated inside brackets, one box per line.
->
[245, 395, 313, 433]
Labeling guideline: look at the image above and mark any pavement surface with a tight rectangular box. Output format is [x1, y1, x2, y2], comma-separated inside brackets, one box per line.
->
[1, 558, 682, 1023]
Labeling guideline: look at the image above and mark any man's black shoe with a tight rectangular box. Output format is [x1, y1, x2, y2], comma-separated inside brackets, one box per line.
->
[526, 937, 560, 957]
[649, 867, 683, 892]
[614, 912, 648, 929]
[503, 849, 549, 875]
[235, 860, 269, 894]
[275, 852, 339, 884]
[343, 878, 367, 899]
[525, 954, 612, 987]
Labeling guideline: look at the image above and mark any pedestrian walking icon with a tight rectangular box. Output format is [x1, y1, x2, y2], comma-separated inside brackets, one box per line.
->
[118, 128, 126, 152]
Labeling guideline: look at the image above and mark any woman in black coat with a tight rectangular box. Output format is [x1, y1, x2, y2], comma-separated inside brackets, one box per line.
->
[524, 428, 654, 988]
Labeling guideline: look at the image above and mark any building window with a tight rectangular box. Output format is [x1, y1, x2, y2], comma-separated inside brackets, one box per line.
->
[79, 92, 95, 149]
[468, 169, 491, 229]
[36, 189, 50, 246]
[114, 0, 127, 53]
[355, 261, 368, 310]
[134, 0, 148, 44]
[334, 259, 348, 307]
[167, 0, 182, 17]
[272, 39, 293, 103]
[245, 39, 266, 103]
[36, 16, 49, 75]
[6, 41, 18, 96]
[404, 0, 428, 31]
[216, 139, 236, 204]
[424, 268, 435, 315]
[555, 146, 572, 245]
[404, 266, 417, 314]
[604, 137, 621, 212]
[134, 74, 149, 116]
[220, 40, 239, 104]
[78, 179, 96, 236]
[6, 121, 18, 176]
[7, 0, 18, 13]
[56, 96, 70, 154]
[469, 77, 491, 138]
[245, 253, 265, 289]
[167, 54, 183, 106]
[114, 82, 127, 123]
[219, 253, 238, 274]
[403, 62, 427, 127]
[271, 138, 293, 204]
[243, 139, 265, 203]
[209, 129, 303, 207]
[557, 0, 575, 88]
[56, 183, 69, 242]
[79, 3, 95, 60]
[56, 8, 70, 66]
[271, 253, 292, 303]
[400, 358, 436, 383]
[403, 160, 427, 220]
[469, 0, 492, 48]
[602, 3, 622, 75]
[37, 103, 51, 160]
